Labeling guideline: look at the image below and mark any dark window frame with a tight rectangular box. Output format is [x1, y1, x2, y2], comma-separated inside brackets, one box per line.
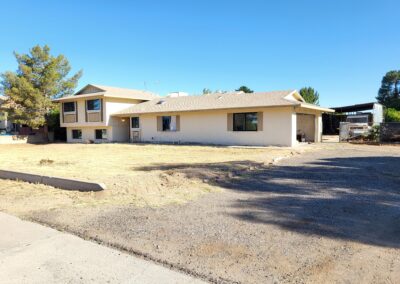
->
[63, 102, 76, 113]
[72, 129, 82, 139]
[233, 112, 258, 131]
[95, 129, 107, 140]
[86, 99, 101, 111]
[131, 117, 140, 128]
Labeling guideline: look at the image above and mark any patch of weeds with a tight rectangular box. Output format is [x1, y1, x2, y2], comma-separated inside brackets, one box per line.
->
[39, 159, 54, 166]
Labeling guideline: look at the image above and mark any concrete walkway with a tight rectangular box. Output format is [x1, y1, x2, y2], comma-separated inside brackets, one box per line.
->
[0, 212, 205, 284]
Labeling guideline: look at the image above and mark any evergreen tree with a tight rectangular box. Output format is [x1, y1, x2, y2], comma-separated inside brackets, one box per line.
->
[235, 86, 254, 93]
[377, 70, 400, 110]
[299, 87, 320, 105]
[1, 45, 82, 128]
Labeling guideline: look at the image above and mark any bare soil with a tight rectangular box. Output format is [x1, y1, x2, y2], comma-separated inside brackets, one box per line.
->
[0, 143, 295, 212]
[1, 143, 400, 283]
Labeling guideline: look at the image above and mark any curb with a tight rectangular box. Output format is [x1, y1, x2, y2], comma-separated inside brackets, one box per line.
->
[0, 170, 105, 192]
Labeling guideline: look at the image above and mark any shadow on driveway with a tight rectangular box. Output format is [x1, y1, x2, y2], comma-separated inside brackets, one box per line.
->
[136, 156, 400, 248]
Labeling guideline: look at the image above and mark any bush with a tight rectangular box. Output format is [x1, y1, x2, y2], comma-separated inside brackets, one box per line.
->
[385, 108, 400, 122]
[365, 125, 380, 142]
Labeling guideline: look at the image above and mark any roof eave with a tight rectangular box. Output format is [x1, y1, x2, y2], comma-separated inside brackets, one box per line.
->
[52, 93, 106, 102]
[298, 103, 335, 113]
[112, 103, 300, 117]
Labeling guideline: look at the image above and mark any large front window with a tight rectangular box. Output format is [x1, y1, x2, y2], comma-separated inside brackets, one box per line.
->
[87, 99, 101, 111]
[63, 102, 75, 113]
[233, 112, 258, 131]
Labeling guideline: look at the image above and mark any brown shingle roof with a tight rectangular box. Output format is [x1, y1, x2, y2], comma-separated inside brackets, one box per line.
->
[114, 90, 300, 115]
[89, 84, 158, 101]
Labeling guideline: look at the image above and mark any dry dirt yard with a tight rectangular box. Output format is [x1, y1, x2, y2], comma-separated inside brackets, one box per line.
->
[1, 142, 400, 283]
[0, 143, 295, 212]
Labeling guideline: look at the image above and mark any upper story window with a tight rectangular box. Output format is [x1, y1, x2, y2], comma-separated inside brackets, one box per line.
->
[131, 117, 139, 128]
[63, 102, 75, 113]
[86, 99, 101, 111]
[233, 112, 258, 131]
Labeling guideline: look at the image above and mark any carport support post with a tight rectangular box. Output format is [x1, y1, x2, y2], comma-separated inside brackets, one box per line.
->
[291, 112, 297, 146]
[315, 114, 322, 142]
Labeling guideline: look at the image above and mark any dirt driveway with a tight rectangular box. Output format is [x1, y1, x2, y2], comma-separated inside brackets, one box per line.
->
[1, 143, 400, 283]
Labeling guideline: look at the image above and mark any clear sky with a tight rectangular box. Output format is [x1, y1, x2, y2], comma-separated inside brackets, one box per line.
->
[1, 0, 399, 107]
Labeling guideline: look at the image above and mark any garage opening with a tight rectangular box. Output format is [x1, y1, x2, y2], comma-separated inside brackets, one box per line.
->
[297, 114, 315, 142]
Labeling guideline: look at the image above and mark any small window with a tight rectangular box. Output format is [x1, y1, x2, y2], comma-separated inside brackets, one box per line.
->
[162, 116, 171, 131]
[233, 113, 258, 131]
[131, 117, 139, 128]
[87, 99, 101, 111]
[72, 129, 82, 139]
[63, 102, 75, 113]
[95, 129, 107, 140]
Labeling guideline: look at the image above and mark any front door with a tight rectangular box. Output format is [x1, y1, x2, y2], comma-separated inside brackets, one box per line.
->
[131, 131, 140, 142]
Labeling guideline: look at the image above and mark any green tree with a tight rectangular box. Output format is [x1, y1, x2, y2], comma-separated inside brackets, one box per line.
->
[1, 45, 82, 128]
[202, 88, 212, 94]
[377, 70, 400, 110]
[385, 108, 400, 122]
[299, 87, 320, 105]
[235, 86, 254, 93]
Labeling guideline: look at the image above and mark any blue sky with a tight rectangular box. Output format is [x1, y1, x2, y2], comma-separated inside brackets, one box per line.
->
[1, 0, 399, 107]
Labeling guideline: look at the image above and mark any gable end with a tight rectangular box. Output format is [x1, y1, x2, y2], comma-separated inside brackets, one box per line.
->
[76, 85, 105, 95]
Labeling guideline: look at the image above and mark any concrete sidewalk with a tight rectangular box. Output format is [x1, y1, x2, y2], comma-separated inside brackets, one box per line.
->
[0, 212, 205, 284]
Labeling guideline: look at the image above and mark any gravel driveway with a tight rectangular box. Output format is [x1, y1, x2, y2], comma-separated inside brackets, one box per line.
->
[27, 144, 400, 283]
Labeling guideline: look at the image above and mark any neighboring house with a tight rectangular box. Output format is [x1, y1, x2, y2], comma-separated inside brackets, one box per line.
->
[112, 89, 334, 147]
[52, 84, 158, 143]
[0, 96, 13, 132]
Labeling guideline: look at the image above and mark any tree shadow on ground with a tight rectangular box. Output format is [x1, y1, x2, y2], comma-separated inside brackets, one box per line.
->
[135, 156, 400, 248]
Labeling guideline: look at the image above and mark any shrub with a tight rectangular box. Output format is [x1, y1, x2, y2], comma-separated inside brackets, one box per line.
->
[385, 108, 400, 122]
[361, 125, 380, 142]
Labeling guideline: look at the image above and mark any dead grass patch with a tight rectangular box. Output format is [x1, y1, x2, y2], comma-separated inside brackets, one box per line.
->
[0, 143, 298, 213]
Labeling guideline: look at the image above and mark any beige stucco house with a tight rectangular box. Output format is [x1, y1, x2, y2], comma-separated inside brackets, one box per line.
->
[53, 84, 158, 143]
[55, 85, 333, 146]
[114, 89, 334, 147]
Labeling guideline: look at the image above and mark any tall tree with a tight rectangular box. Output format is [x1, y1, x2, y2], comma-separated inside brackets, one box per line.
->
[299, 87, 320, 105]
[235, 86, 254, 93]
[377, 70, 400, 110]
[202, 88, 212, 94]
[1, 45, 82, 128]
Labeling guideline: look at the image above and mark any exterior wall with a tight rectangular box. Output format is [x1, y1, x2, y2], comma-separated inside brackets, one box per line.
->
[60, 97, 106, 128]
[61, 97, 139, 143]
[373, 103, 384, 125]
[105, 98, 141, 125]
[132, 107, 297, 146]
[110, 117, 130, 142]
[66, 126, 112, 143]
